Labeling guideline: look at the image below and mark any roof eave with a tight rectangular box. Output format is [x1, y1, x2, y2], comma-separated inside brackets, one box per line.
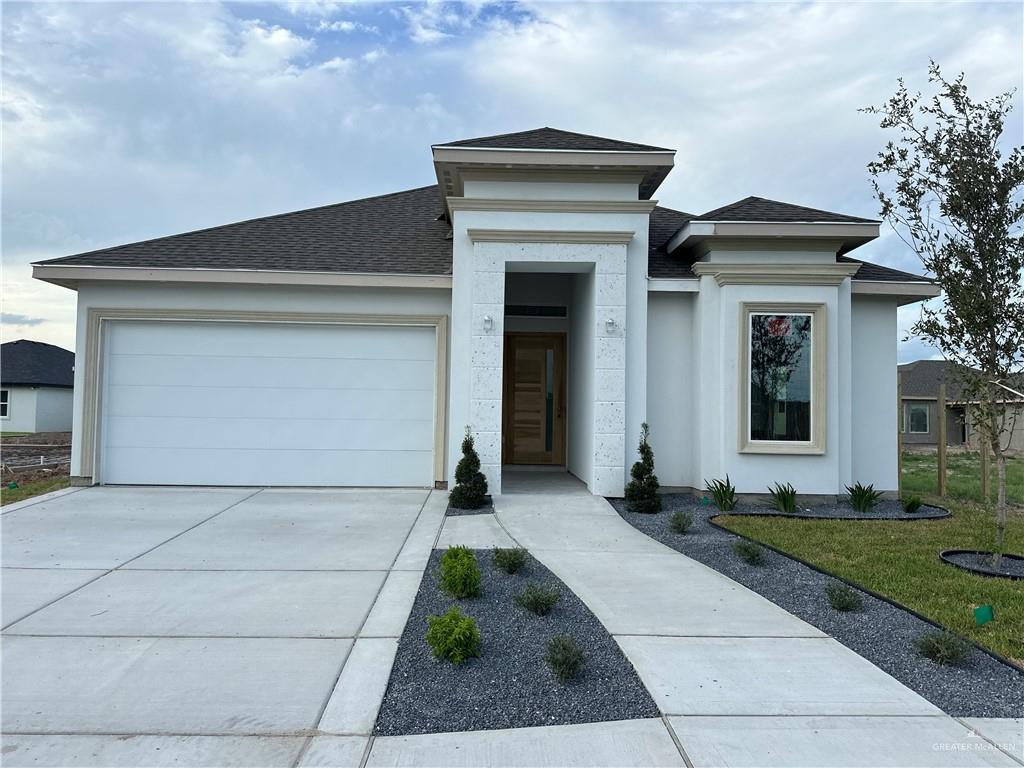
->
[666, 220, 881, 255]
[431, 145, 676, 215]
[31, 264, 453, 291]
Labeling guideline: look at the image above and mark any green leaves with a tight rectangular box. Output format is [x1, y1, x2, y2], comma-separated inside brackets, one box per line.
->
[846, 482, 883, 513]
[426, 607, 481, 664]
[451, 426, 489, 510]
[768, 482, 797, 514]
[625, 422, 661, 513]
[439, 546, 482, 599]
[705, 476, 737, 512]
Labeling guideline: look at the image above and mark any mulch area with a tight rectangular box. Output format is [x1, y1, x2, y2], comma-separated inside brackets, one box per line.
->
[375, 548, 657, 735]
[611, 494, 1024, 719]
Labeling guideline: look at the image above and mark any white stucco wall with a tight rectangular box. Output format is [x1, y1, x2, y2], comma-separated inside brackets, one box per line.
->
[69, 281, 452, 478]
[568, 270, 595, 484]
[695, 275, 848, 495]
[645, 292, 696, 488]
[34, 387, 74, 432]
[2, 387, 39, 433]
[851, 296, 899, 489]
[0, 386, 72, 433]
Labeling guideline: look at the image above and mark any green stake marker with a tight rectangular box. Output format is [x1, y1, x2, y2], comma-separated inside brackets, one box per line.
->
[974, 604, 994, 626]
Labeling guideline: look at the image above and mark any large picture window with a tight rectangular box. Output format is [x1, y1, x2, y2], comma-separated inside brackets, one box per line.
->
[740, 303, 826, 454]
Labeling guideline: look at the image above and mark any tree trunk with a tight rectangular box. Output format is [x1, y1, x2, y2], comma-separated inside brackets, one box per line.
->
[992, 435, 1007, 571]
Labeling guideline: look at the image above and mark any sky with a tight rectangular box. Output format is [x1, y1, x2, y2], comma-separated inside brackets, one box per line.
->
[3, 0, 1022, 363]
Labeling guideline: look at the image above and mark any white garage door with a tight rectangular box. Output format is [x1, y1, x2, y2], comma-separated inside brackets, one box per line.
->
[100, 320, 437, 486]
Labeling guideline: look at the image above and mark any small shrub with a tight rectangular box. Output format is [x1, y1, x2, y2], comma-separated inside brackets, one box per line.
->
[514, 583, 560, 616]
[449, 427, 489, 509]
[705, 476, 737, 511]
[768, 482, 797, 514]
[825, 583, 863, 612]
[546, 635, 585, 682]
[425, 607, 481, 664]
[670, 510, 693, 534]
[733, 539, 765, 565]
[439, 546, 482, 599]
[625, 423, 662, 513]
[493, 547, 527, 574]
[915, 631, 970, 666]
[902, 495, 924, 514]
[845, 482, 883, 513]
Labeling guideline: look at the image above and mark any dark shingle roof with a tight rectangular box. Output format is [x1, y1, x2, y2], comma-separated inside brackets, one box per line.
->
[434, 127, 672, 153]
[1, 340, 74, 388]
[38, 186, 453, 275]
[837, 256, 930, 282]
[38, 186, 926, 285]
[899, 360, 1024, 401]
[696, 196, 879, 224]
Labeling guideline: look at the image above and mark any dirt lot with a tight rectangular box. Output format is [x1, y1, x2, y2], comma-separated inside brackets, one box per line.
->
[1, 432, 72, 470]
[2, 432, 71, 505]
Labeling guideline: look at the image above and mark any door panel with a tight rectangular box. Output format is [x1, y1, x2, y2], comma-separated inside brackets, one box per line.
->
[502, 333, 566, 465]
[99, 320, 436, 486]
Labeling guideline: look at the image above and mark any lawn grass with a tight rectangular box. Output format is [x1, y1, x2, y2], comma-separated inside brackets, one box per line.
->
[1, 431, 30, 437]
[717, 498, 1024, 665]
[0, 475, 71, 506]
[902, 450, 1024, 505]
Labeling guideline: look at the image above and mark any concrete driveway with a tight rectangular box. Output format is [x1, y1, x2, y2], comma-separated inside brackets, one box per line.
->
[1, 486, 446, 767]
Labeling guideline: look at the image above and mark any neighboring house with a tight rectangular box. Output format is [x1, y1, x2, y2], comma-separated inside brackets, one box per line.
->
[899, 359, 1024, 454]
[0, 339, 75, 433]
[33, 127, 938, 494]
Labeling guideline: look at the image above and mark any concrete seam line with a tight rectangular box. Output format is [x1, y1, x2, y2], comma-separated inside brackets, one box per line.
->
[661, 715, 695, 768]
[492, 509, 525, 549]
[289, 735, 314, 768]
[309, 489, 434, 734]
[953, 716, 1024, 767]
[1, 488, 264, 632]
[0, 486, 84, 516]
[359, 735, 375, 768]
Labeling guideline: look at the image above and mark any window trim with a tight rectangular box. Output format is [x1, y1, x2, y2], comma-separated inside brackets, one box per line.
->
[738, 302, 827, 455]
[907, 403, 930, 434]
[0, 389, 9, 419]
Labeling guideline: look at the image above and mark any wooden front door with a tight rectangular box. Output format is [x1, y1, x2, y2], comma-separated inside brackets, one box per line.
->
[502, 333, 566, 465]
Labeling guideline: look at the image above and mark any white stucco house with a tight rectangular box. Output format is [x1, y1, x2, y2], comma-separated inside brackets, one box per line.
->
[1, 340, 75, 434]
[33, 128, 938, 495]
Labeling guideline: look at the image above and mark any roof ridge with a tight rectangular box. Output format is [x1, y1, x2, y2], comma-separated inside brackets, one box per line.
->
[37, 185, 440, 265]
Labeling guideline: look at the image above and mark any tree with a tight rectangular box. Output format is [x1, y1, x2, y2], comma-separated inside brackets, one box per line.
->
[625, 423, 661, 513]
[449, 426, 489, 509]
[864, 62, 1024, 565]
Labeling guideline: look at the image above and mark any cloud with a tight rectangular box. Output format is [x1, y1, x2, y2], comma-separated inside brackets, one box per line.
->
[1, 0, 1020, 357]
[317, 19, 378, 34]
[1, 313, 45, 327]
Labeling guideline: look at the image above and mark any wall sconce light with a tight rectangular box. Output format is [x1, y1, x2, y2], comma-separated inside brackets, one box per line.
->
[483, 315, 493, 331]
[605, 317, 617, 333]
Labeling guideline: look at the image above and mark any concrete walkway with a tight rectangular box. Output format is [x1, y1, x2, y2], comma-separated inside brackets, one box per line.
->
[429, 472, 1020, 768]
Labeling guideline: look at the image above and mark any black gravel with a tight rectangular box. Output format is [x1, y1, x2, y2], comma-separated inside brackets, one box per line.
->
[942, 550, 1024, 580]
[374, 548, 658, 735]
[724, 498, 949, 520]
[445, 496, 495, 516]
[610, 494, 1024, 719]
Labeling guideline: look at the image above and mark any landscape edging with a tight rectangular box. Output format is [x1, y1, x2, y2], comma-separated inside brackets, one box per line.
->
[707, 514, 1024, 675]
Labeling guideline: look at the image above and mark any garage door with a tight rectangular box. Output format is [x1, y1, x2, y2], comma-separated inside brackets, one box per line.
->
[99, 320, 437, 486]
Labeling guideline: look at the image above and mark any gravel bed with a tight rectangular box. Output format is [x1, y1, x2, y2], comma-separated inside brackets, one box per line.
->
[611, 494, 1024, 718]
[375, 548, 658, 735]
[724, 498, 948, 520]
[445, 496, 495, 516]
[941, 550, 1024, 580]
